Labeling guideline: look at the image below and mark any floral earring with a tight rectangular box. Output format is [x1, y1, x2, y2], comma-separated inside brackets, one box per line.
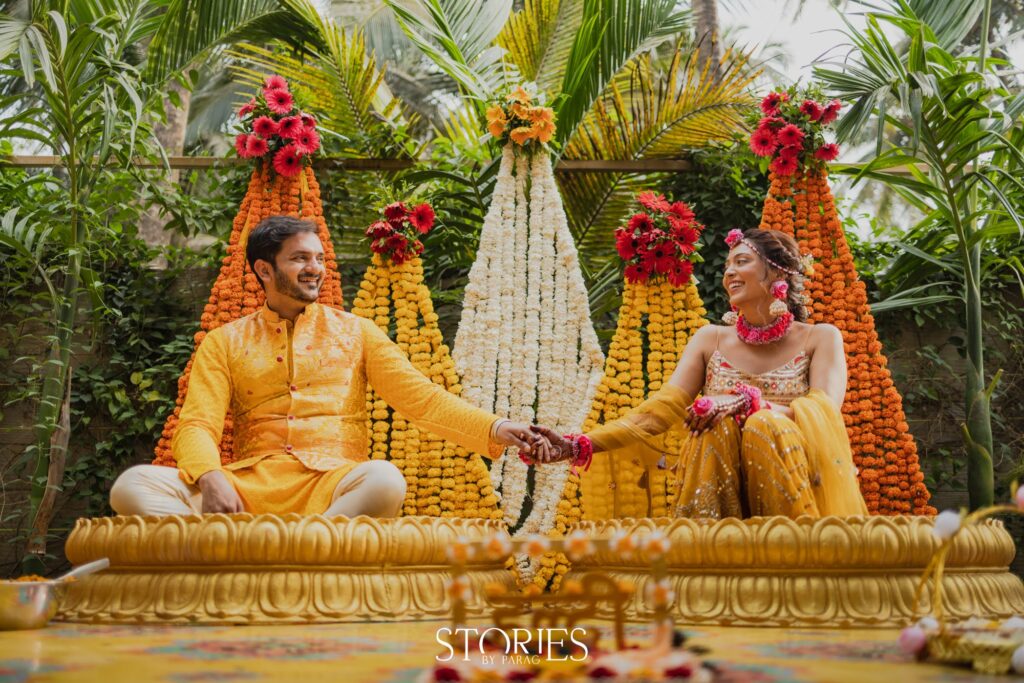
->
[769, 280, 789, 318]
[723, 305, 738, 325]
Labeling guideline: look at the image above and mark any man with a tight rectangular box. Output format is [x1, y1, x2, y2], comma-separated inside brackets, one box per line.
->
[110, 216, 547, 518]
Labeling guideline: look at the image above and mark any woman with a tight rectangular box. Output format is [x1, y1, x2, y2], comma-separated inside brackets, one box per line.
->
[531, 228, 867, 519]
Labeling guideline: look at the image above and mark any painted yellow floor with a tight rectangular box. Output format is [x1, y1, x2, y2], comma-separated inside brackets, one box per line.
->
[0, 620, 1004, 683]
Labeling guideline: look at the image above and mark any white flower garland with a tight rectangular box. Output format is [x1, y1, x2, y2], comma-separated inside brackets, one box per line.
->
[453, 143, 605, 562]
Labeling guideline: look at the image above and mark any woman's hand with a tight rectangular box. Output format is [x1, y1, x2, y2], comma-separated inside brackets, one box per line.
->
[495, 420, 551, 462]
[683, 394, 746, 436]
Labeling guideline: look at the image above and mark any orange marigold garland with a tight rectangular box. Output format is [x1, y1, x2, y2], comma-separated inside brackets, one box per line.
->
[152, 78, 341, 468]
[753, 89, 934, 515]
[581, 193, 709, 519]
[350, 204, 501, 521]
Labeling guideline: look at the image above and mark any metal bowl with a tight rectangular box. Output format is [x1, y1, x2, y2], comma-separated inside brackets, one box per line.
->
[0, 580, 62, 630]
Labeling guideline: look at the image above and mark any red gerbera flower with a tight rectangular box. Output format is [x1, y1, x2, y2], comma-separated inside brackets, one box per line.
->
[814, 142, 840, 161]
[265, 88, 294, 115]
[770, 154, 799, 176]
[760, 91, 787, 116]
[365, 220, 392, 239]
[628, 212, 654, 232]
[637, 191, 670, 212]
[624, 262, 650, 284]
[386, 233, 408, 252]
[277, 116, 303, 139]
[234, 133, 250, 157]
[800, 99, 823, 121]
[668, 260, 693, 287]
[757, 116, 781, 131]
[615, 228, 636, 260]
[820, 99, 842, 125]
[245, 135, 269, 157]
[749, 128, 778, 157]
[384, 202, 408, 223]
[779, 144, 801, 160]
[668, 201, 694, 221]
[292, 127, 320, 155]
[264, 75, 288, 91]
[777, 123, 805, 147]
[252, 116, 279, 138]
[409, 203, 435, 234]
[272, 144, 303, 176]
[654, 254, 677, 274]
[238, 98, 257, 118]
[300, 113, 317, 129]
[675, 225, 699, 246]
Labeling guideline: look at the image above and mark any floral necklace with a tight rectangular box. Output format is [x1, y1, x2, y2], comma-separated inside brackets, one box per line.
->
[735, 311, 793, 345]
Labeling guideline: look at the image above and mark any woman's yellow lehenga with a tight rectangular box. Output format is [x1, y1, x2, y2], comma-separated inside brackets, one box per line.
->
[586, 347, 867, 519]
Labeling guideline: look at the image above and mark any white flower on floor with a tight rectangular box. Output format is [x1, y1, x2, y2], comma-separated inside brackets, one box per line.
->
[932, 510, 962, 541]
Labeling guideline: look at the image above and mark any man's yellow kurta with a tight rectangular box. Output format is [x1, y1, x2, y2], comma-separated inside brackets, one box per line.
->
[171, 303, 501, 514]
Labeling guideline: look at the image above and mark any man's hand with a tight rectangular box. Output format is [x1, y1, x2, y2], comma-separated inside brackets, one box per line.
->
[494, 420, 551, 461]
[197, 470, 245, 514]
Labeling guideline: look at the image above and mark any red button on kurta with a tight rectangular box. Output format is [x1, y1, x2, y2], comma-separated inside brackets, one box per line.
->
[285, 444, 293, 451]
[290, 384, 298, 391]
[276, 356, 284, 362]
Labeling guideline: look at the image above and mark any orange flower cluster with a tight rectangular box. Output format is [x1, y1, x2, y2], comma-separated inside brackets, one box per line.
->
[581, 277, 708, 519]
[759, 168, 934, 515]
[486, 86, 556, 147]
[153, 162, 343, 466]
[351, 254, 501, 521]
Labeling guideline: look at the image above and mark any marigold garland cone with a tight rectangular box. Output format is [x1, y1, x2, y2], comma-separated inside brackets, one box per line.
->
[758, 167, 934, 515]
[152, 162, 343, 466]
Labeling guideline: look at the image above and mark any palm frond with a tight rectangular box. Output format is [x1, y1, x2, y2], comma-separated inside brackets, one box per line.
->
[384, 0, 516, 105]
[560, 46, 756, 257]
[555, 0, 689, 147]
[496, 0, 583, 97]
[145, 0, 323, 85]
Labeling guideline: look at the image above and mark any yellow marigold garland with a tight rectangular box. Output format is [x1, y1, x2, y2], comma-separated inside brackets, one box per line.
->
[580, 278, 708, 519]
[350, 254, 501, 520]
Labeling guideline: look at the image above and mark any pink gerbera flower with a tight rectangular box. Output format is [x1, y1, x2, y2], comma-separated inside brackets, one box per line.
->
[292, 127, 320, 155]
[776, 123, 805, 146]
[272, 144, 303, 177]
[814, 143, 840, 161]
[300, 113, 317, 129]
[409, 203, 435, 234]
[238, 98, 257, 117]
[770, 154, 799, 176]
[800, 99, 823, 121]
[749, 128, 778, 157]
[276, 115, 303, 139]
[265, 88, 294, 115]
[245, 135, 268, 157]
[252, 116, 279, 138]
[264, 75, 288, 91]
[235, 133, 251, 157]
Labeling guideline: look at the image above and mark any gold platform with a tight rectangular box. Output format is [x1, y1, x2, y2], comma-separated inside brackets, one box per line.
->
[59, 514, 515, 624]
[566, 516, 1024, 628]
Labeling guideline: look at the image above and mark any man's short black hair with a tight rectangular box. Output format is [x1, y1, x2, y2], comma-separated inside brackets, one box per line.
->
[245, 215, 319, 277]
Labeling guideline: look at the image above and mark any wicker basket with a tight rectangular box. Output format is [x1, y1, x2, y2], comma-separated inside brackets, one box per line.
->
[927, 630, 1024, 674]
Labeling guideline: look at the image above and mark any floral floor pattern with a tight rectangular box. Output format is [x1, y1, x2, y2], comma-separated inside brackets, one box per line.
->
[0, 620, 1007, 683]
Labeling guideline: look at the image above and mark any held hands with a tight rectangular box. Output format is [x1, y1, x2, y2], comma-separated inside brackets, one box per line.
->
[493, 420, 553, 462]
[523, 425, 574, 465]
[197, 470, 245, 513]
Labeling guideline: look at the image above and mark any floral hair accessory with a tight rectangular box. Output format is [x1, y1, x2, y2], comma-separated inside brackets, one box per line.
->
[770, 280, 789, 299]
[725, 229, 745, 247]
